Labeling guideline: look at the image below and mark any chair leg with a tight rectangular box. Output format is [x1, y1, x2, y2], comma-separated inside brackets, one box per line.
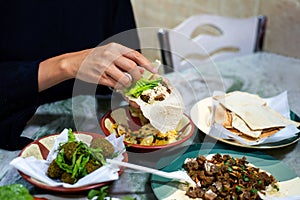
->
[255, 15, 267, 52]
[158, 28, 174, 73]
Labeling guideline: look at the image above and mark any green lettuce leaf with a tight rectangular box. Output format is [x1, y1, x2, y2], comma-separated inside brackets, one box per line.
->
[125, 77, 163, 98]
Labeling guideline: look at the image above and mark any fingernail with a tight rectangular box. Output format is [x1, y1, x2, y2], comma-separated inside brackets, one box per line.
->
[152, 68, 158, 73]
[139, 66, 145, 73]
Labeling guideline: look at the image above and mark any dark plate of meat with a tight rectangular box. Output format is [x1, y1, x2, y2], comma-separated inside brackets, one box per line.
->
[151, 143, 300, 199]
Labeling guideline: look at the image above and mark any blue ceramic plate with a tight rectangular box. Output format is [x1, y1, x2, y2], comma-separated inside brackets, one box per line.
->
[151, 143, 300, 199]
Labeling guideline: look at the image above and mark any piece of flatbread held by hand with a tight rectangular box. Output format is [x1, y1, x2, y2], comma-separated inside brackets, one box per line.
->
[123, 61, 185, 133]
[212, 91, 300, 141]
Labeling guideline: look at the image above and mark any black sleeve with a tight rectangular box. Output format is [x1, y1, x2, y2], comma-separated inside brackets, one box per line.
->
[0, 61, 40, 150]
[0, 61, 40, 120]
[101, 0, 141, 50]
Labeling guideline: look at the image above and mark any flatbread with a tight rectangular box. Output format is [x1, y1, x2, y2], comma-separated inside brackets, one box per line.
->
[39, 135, 57, 151]
[213, 91, 300, 140]
[21, 144, 43, 160]
[213, 91, 267, 107]
[260, 127, 282, 138]
[77, 134, 93, 146]
[226, 104, 299, 130]
[214, 104, 232, 128]
[137, 88, 184, 133]
[231, 113, 262, 138]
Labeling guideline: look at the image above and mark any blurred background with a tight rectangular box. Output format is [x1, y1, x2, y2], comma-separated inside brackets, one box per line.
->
[131, 0, 300, 61]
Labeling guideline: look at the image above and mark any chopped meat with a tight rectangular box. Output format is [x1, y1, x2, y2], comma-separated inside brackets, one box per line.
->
[140, 94, 150, 103]
[183, 153, 278, 200]
[166, 88, 171, 94]
[154, 94, 166, 101]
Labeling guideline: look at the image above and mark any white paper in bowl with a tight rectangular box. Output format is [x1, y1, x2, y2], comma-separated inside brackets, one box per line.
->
[10, 128, 126, 188]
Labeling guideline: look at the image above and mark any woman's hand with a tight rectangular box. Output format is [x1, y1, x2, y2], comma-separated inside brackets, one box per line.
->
[38, 43, 155, 92]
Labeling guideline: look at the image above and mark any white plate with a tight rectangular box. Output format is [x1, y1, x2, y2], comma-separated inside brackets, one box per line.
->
[190, 97, 300, 149]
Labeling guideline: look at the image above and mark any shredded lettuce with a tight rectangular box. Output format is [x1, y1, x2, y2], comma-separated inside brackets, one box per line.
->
[68, 128, 76, 142]
[55, 129, 106, 181]
[125, 77, 163, 98]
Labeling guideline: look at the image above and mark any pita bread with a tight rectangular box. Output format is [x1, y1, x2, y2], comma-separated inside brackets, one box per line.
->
[111, 107, 129, 127]
[213, 91, 266, 107]
[127, 81, 184, 133]
[136, 90, 184, 133]
[77, 134, 93, 145]
[219, 116, 282, 141]
[214, 104, 232, 128]
[231, 113, 262, 138]
[39, 135, 57, 151]
[21, 144, 43, 160]
[260, 127, 282, 138]
[213, 91, 300, 140]
[227, 128, 262, 142]
[225, 104, 299, 130]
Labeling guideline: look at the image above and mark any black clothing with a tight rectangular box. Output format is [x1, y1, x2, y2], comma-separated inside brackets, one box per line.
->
[0, 0, 139, 150]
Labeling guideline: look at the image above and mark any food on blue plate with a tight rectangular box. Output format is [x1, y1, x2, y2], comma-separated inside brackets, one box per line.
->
[213, 91, 300, 140]
[183, 153, 279, 199]
[46, 129, 113, 184]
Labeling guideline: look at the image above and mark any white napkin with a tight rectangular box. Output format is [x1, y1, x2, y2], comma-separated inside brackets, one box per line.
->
[10, 129, 125, 188]
[209, 91, 300, 145]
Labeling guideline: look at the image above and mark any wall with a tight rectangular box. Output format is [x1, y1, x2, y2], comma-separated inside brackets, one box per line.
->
[131, 0, 300, 60]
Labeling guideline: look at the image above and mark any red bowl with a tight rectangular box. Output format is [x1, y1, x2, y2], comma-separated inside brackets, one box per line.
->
[100, 106, 195, 152]
[18, 131, 128, 194]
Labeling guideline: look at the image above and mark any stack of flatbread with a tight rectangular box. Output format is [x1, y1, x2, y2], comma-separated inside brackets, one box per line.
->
[212, 91, 300, 141]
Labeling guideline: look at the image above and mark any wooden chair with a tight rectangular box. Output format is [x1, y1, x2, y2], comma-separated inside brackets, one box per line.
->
[158, 14, 267, 72]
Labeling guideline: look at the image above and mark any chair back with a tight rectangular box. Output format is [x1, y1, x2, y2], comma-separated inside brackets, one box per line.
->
[158, 14, 267, 72]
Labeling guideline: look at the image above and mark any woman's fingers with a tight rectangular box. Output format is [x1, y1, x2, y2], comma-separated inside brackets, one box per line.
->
[113, 56, 141, 82]
[69, 43, 156, 90]
[104, 64, 133, 89]
[115, 44, 156, 73]
[98, 72, 118, 88]
[124, 50, 156, 73]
